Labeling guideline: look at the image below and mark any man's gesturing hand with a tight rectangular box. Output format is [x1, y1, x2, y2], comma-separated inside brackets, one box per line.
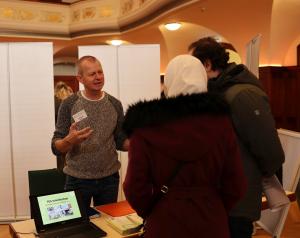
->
[54, 122, 93, 154]
[65, 122, 93, 146]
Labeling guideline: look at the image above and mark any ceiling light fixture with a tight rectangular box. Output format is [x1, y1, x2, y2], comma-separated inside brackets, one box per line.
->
[109, 40, 123, 46]
[164, 22, 182, 31]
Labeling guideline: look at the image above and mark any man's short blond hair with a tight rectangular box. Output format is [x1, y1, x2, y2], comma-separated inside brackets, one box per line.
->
[77, 55, 101, 75]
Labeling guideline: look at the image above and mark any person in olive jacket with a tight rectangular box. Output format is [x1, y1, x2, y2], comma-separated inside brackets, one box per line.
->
[123, 55, 247, 238]
[189, 37, 285, 238]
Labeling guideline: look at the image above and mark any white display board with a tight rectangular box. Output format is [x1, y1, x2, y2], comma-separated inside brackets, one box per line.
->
[78, 45, 160, 200]
[258, 128, 300, 237]
[278, 129, 300, 191]
[246, 34, 262, 78]
[0, 43, 56, 220]
[118, 45, 161, 110]
[0, 44, 15, 221]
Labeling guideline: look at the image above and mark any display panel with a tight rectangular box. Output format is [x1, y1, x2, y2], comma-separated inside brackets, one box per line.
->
[37, 191, 81, 225]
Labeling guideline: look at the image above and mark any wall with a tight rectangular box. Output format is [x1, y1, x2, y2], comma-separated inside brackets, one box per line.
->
[54, 64, 76, 76]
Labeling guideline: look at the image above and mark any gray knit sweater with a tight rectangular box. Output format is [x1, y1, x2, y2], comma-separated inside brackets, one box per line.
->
[51, 91, 127, 179]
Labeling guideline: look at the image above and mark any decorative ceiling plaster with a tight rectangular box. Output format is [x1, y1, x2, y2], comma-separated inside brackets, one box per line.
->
[0, 0, 196, 39]
[2, 0, 299, 67]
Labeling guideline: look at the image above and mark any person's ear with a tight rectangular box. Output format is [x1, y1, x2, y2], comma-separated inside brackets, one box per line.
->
[76, 75, 83, 84]
[203, 60, 212, 72]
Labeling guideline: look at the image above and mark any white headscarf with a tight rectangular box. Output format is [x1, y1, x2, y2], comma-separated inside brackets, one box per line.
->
[164, 54, 207, 97]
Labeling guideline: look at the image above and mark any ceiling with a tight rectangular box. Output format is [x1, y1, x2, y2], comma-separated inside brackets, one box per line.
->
[1, 0, 300, 71]
[20, 0, 72, 4]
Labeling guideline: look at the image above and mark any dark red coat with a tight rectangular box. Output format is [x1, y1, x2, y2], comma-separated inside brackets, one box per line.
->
[123, 93, 247, 238]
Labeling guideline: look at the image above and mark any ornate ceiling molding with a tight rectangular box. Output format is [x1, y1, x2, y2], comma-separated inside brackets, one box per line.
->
[0, 0, 196, 39]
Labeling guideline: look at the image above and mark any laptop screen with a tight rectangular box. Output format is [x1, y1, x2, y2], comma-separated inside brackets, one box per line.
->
[37, 191, 81, 225]
[30, 190, 87, 232]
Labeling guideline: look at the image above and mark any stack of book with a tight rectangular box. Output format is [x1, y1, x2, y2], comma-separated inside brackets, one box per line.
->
[105, 213, 143, 236]
[96, 201, 143, 236]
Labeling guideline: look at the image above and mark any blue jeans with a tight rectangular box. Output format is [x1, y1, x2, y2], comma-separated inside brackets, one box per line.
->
[65, 172, 119, 215]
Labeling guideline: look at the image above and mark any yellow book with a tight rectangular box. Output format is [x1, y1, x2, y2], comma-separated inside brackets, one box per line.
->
[106, 213, 143, 236]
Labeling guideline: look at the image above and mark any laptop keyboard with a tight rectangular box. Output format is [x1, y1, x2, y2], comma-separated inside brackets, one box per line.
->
[41, 223, 104, 238]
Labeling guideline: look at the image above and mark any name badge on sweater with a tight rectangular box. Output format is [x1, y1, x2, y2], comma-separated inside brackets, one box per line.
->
[73, 110, 87, 122]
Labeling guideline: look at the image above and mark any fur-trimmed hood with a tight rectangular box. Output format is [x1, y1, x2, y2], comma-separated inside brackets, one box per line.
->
[123, 92, 229, 137]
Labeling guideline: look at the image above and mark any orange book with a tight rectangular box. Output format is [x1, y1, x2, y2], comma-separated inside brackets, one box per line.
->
[95, 200, 135, 217]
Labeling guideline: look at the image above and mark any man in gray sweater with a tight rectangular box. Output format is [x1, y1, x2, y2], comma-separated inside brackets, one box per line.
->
[51, 56, 129, 215]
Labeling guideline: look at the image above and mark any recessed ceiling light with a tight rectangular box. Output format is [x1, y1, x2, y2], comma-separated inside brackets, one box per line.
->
[109, 40, 123, 46]
[164, 22, 182, 31]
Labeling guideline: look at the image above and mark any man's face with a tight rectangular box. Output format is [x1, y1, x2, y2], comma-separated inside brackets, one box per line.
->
[78, 60, 104, 92]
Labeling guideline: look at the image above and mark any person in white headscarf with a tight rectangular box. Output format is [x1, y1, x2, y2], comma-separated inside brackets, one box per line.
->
[122, 55, 247, 238]
[164, 54, 207, 97]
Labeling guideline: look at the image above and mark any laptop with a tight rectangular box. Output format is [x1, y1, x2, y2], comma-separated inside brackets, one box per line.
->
[30, 190, 107, 238]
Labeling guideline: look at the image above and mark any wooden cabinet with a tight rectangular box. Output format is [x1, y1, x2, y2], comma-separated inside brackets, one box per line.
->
[259, 66, 300, 132]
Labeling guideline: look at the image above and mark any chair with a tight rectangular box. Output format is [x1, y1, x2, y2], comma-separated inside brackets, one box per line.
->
[28, 168, 66, 218]
[257, 129, 300, 237]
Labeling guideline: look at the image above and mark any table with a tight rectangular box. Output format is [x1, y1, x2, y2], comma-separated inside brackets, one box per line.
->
[9, 212, 140, 238]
